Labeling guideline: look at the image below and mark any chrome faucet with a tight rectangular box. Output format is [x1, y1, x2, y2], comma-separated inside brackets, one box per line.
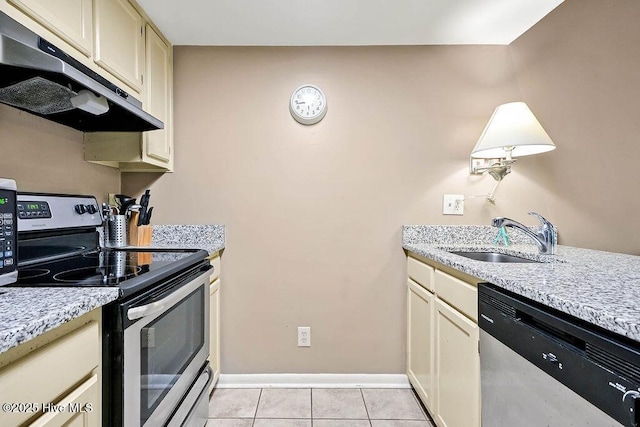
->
[492, 212, 557, 255]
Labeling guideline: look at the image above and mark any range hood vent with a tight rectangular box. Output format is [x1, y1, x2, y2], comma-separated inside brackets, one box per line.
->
[0, 11, 163, 132]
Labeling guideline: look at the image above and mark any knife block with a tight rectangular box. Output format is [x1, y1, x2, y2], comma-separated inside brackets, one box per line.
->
[128, 213, 152, 246]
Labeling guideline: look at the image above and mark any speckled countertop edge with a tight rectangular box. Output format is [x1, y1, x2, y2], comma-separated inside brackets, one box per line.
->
[0, 288, 119, 354]
[403, 225, 640, 343]
[116, 224, 225, 254]
[152, 224, 225, 254]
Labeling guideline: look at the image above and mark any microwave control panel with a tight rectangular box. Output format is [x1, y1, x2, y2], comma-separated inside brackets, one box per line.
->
[0, 189, 16, 275]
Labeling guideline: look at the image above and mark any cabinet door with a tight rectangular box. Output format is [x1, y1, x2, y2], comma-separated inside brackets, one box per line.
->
[143, 24, 173, 168]
[29, 374, 99, 427]
[8, 0, 93, 56]
[93, 0, 144, 92]
[434, 299, 480, 427]
[209, 278, 220, 392]
[407, 279, 435, 412]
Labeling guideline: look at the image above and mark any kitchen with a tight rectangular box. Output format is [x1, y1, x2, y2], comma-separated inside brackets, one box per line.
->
[1, 0, 639, 426]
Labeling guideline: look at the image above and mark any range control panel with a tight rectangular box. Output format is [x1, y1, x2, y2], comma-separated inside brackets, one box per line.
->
[0, 188, 16, 277]
[17, 193, 102, 232]
[17, 201, 52, 219]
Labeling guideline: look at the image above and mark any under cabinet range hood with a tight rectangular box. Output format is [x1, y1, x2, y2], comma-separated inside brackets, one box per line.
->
[0, 11, 163, 132]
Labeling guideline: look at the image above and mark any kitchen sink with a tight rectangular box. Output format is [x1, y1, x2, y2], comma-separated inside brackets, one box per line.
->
[451, 252, 540, 263]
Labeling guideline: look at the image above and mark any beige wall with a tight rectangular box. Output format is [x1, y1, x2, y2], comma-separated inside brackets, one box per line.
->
[0, 104, 120, 198]
[122, 45, 555, 374]
[2, 0, 635, 376]
[123, 0, 640, 376]
[509, 0, 640, 254]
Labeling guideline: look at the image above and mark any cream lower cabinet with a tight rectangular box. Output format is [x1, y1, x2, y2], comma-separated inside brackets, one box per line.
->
[0, 309, 101, 427]
[407, 278, 435, 409]
[209, 252, 221, 393]
[434, 298, 479, 427]
[406, 254, 480, 427]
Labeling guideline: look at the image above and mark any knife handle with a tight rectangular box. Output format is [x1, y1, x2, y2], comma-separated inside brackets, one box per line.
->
[137, 207, 146, 226]
[145, 207, 153, 225]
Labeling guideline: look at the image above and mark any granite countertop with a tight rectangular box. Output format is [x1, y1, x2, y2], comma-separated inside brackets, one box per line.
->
[122, 224, 225, 255]
[403, 225, 640, 343]
[0, 224, 226, 356]
[0, 287, 119, 354]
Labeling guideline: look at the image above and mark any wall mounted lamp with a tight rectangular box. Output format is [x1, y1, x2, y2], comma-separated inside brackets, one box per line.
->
[470, 102, 556, 181]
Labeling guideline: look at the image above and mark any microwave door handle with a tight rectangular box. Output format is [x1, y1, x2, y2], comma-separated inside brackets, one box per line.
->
[127, 301, 166, 320]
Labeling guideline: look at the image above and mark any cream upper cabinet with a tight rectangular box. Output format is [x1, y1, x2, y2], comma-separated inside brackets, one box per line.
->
[8, 0, 93, 56]
[407, 278, 435, 410]
[143, 24, 173, 168]
[93, 0, 144, 93]
[84, 20, 174, 172]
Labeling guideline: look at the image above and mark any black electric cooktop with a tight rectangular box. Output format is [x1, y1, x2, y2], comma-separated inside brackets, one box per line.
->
[12, 248, 209, 298]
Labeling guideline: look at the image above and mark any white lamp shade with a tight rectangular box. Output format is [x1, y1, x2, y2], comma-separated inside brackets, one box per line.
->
[471, 102, 556, 159]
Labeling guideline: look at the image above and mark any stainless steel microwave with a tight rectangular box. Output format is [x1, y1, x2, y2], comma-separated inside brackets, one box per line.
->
[0, 178, 17, 286]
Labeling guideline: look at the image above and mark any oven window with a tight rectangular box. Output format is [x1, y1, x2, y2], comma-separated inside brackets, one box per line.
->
[140, 287, 204, 423]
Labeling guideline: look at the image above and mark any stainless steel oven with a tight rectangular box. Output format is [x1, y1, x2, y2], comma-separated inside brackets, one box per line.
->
[11, 192, 214, 427]
[122, 266, 212, 426]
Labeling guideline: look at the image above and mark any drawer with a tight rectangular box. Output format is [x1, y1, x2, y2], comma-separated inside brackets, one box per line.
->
[407, 256, 435, 292]
[209, 253, 221, 283]
[435, 270, 477, 322]
[0, 321, 99, 426]
[29, 374, 99, 427]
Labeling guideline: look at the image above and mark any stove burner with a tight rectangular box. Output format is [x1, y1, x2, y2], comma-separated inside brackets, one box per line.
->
[17, 269, 51, 280]
[53, 265, 143, 284]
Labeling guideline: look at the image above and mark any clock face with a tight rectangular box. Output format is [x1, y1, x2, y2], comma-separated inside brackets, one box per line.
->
[289, 85, 327, 125]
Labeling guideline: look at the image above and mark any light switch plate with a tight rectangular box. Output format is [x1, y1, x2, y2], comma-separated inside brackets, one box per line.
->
[443, 194, 465, 215]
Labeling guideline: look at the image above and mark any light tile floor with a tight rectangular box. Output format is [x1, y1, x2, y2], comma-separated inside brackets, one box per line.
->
[207, 388, 435, 426]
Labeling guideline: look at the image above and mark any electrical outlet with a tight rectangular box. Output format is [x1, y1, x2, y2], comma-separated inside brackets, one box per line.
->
[443, 194, 465, 215]
[298, 326, 311, 347]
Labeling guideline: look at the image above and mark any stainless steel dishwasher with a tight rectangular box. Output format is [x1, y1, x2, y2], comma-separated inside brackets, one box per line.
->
[479, 283, 640, 427]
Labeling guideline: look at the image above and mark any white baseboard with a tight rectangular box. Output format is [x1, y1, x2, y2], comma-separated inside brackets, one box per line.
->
[216, 374, 410, 389]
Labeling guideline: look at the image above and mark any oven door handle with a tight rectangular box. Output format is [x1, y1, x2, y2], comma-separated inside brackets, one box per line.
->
[127, 268, 211, 320]
[127, 301, 167, 320]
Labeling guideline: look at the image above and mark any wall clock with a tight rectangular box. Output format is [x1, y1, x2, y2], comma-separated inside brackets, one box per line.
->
[289, 84, 327, 125]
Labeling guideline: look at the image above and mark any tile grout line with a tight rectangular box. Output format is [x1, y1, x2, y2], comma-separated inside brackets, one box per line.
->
[359, 388, 373, 426]
[310, 388, 313, 427]
[251, 388, 263, 427]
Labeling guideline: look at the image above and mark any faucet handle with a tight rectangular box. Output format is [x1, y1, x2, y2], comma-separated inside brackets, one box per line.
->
[528, 212, 553, 228]
[529, 211, 557, 254]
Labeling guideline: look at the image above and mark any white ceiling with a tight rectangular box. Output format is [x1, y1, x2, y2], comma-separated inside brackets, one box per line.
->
[137, 0, 564, 46]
